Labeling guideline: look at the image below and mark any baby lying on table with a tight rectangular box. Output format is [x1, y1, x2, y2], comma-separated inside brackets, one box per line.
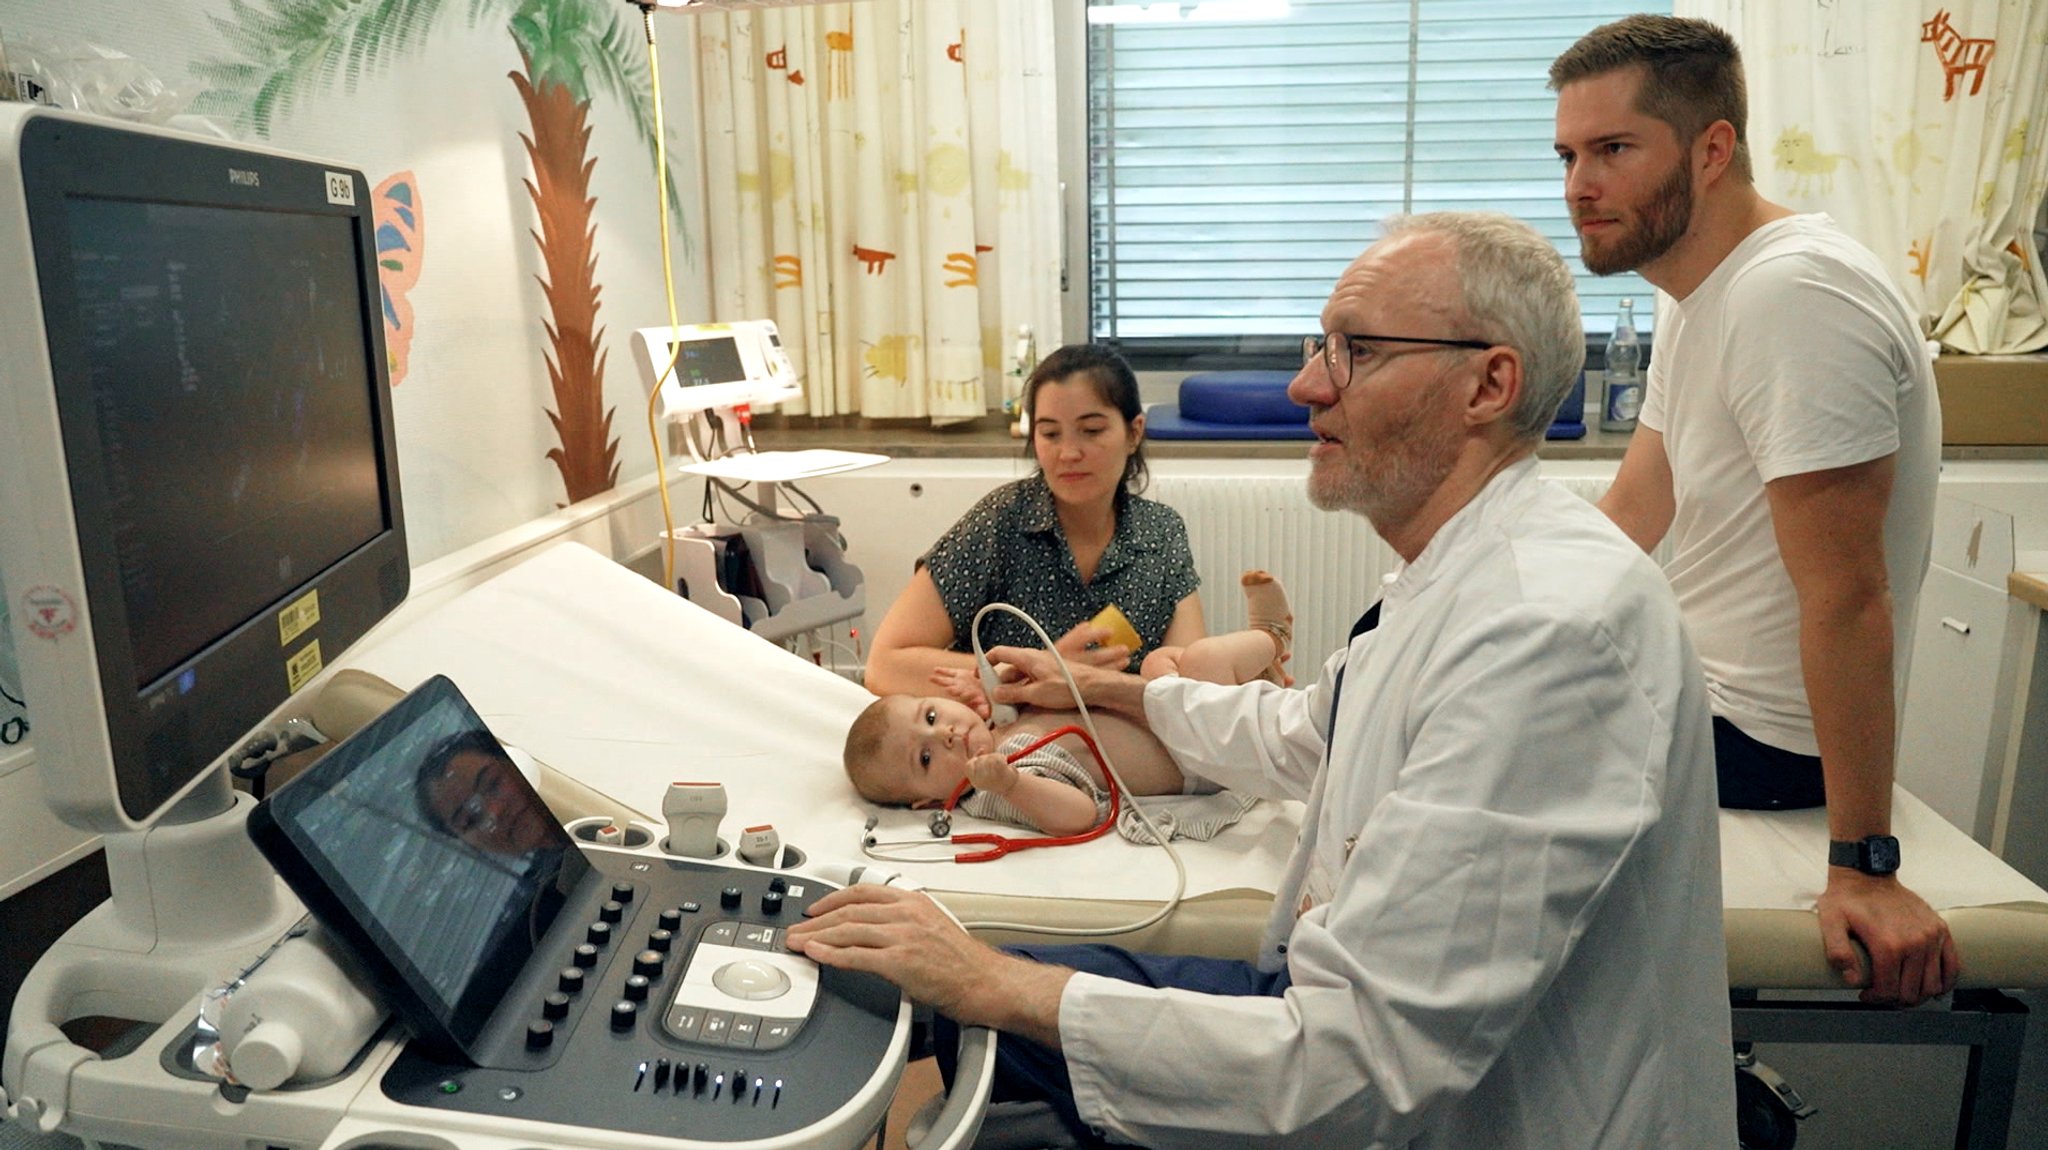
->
[843, 572, 1291, 836]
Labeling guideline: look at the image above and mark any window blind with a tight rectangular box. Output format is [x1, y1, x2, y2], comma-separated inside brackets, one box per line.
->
[1086, 0, 1666, 343]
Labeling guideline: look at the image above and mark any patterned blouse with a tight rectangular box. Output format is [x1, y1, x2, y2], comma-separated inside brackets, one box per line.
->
[921, 475, 1200, 669]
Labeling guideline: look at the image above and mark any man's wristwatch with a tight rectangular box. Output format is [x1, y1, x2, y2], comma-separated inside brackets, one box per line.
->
[1828, 835, 1902, 877]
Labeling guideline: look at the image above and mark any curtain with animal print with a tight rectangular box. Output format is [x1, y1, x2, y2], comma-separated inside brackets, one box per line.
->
[1682, 1, 2048, 353]
[691, 1, 1062, 421]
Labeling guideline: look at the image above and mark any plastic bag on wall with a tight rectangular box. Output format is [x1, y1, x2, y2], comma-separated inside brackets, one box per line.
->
[1, 31, 194, 125]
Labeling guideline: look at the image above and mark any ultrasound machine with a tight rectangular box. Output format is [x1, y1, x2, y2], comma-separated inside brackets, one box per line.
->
[0, 104, 989, 1150]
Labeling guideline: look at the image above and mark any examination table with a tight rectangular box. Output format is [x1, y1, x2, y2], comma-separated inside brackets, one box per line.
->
[326, 541, 2048, 1149]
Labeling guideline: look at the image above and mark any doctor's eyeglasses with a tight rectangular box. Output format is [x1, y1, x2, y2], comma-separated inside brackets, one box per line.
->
[1303, 332, 1494, 391]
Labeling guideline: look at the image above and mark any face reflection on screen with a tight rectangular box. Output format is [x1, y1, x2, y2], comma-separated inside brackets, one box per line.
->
[287, 683, 582, 1023]
[416, 736, 556, 857]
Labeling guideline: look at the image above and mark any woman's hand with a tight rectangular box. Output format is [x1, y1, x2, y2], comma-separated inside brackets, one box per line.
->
[928, 665, 992, 719]
[1052, 621, 1132, 670]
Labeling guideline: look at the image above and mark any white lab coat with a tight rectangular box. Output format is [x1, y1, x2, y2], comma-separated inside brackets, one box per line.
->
[1060, 459, 1736, 1149]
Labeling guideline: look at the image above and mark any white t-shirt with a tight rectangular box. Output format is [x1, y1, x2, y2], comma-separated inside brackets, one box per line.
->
[1642, 213, 1940, 756]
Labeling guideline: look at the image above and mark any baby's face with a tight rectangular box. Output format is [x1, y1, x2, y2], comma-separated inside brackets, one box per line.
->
[875, 695, 998, 804]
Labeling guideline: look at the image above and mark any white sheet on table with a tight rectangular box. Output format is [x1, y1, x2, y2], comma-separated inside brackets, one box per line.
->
[1721, 788, 2048, 911]
[342, 542, 1302, 902]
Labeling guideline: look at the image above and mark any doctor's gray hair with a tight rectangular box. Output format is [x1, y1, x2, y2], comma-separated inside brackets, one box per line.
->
[1382, 212, 1586, 443]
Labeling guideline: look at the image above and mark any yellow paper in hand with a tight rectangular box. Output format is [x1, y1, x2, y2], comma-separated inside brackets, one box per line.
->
[1089, 604, 1142, 653]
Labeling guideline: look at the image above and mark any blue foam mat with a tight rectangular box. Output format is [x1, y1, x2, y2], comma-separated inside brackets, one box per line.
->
[1144, 402, 1316, 441]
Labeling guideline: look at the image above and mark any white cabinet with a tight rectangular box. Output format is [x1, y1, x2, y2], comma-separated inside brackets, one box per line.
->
[1897, 498, 2021, 843]
[1990, 580, 2048, 887]
[0, 748, 98, 900]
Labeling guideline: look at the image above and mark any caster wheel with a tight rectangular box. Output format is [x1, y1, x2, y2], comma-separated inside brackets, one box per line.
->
[1735, 1062, 1800, 1150]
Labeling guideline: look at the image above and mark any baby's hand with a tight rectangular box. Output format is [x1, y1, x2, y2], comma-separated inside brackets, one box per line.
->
[929, 666, 991, 718]
[965, 752, 1018, 797]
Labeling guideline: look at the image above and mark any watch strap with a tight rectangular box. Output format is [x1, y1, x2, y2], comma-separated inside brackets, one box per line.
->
[1828, 835, 1901, 875]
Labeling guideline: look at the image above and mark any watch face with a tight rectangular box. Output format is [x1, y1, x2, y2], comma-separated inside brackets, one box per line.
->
[1865, 836, 1901, 875]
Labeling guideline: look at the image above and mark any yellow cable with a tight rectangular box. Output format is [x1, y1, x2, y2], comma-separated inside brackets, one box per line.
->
[642, 4, 688, 592]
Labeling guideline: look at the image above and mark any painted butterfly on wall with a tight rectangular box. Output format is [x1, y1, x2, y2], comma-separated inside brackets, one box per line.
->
[373, 171, 424, 385]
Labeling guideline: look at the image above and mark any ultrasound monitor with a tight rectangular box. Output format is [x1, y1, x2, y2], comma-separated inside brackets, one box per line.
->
[0, 105, 409, 833]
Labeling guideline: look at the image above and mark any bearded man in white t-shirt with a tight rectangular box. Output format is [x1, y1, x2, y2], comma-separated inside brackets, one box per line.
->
[1552, 14, 1956, 1007]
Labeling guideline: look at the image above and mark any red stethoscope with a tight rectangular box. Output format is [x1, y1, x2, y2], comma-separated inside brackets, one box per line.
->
[860, 724, 1122, 863]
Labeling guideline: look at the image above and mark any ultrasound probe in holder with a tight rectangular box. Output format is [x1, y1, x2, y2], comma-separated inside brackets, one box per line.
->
[663, 782, 727, 858]
[737, 824, 783, 867]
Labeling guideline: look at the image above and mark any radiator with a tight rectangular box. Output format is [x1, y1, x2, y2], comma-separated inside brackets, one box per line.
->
[1150, 473, 1623, 670]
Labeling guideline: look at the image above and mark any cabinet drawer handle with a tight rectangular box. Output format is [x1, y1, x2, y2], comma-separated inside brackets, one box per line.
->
[1940, 616, 1971, 636]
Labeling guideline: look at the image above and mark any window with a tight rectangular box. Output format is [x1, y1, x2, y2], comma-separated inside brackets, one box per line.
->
[1081, 0, 1665, 356]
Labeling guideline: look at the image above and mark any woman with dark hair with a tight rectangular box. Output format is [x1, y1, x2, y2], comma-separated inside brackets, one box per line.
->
[863, 345, 1206, 714]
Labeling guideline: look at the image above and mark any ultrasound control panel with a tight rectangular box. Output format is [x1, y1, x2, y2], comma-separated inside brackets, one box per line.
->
[378, 849, 904, 1142]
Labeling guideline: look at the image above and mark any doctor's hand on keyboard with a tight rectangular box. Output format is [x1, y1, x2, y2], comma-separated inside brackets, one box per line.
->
[785, 883, 1068, 1047]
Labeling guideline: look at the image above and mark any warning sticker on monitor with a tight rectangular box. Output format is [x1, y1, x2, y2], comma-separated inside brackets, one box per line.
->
[279, 590, 322, 646]
[286, 640, 324, 692]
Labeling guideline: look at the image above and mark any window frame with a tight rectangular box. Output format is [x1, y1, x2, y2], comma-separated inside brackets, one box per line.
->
[1054, 0, 1655, 377]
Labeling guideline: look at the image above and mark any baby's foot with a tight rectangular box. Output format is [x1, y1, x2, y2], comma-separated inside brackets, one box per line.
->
[1241, 570, 1292, 684]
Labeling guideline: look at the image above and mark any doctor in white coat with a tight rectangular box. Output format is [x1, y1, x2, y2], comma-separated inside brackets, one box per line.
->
[786, 211, 1735, 1149]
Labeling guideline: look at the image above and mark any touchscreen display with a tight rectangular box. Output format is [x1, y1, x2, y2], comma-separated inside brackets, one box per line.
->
[249, 675, 588, 1055]
[673, 335, 747, 386]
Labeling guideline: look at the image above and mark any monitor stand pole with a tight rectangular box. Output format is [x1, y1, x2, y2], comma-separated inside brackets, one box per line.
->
[2, 769, 303, 1133]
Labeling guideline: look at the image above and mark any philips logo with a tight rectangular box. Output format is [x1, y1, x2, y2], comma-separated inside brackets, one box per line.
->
[228, 168, 261, 187]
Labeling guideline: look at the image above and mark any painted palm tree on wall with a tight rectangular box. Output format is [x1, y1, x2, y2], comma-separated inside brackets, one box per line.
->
[195, 0, 683, 504]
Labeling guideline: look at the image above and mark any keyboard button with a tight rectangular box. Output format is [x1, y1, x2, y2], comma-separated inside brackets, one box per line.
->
[665, 1006, 704, 1041]
[700, 1010, 734, 1044]
[730, 1014, 761, 1048]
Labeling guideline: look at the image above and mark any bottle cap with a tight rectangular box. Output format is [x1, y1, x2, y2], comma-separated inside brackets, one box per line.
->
[229, 1020, 303, 1091]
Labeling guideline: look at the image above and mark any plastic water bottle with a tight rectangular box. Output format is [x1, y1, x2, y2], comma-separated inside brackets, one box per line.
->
[1600, 298, 1641, 432]
[1004, 324, 1035, 418]
[216, 926, 387, 1089]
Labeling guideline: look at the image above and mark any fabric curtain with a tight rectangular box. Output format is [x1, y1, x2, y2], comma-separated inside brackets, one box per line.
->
[1679, 1, 2048, 353]
[692, 0, 1062, 421]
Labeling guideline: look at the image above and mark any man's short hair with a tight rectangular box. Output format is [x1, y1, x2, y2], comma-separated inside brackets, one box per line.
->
[844, 696, 905, 804]
[1382, 212, 1585, 443]
[1548, 14, 1752, 183]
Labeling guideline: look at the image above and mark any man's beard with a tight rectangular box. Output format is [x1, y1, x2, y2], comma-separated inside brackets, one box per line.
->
[1580, 158, 1693, 276]
[1306, 391, 1461, 535]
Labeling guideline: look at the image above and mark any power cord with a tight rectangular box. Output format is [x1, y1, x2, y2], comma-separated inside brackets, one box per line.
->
[783, 480, 825, 517]
[710, 477, 807, 523]
[0, 676, 27, 746]
[954, 601, 1188, 939]
[637, 0, 688, 595]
